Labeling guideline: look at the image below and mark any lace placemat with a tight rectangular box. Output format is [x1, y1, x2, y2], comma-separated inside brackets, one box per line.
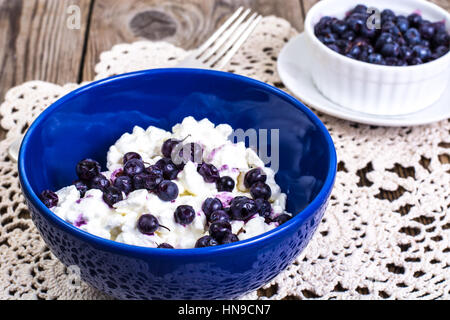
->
[0, 16, 449, 300]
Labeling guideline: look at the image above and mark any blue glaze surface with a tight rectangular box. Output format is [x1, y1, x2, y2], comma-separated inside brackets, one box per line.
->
[18, 68, 336, 300]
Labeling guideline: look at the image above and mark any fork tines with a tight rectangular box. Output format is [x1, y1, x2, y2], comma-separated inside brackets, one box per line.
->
[194, 7, 262, 69]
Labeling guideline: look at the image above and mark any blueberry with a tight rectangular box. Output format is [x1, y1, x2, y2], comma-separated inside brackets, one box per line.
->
[375, 32, 394, 50]
[399, 46, 413, 60]
[155, 158, 180, 180]
[381, 9, 395, 23]
[382, 21, 401, 37]
[331, 20, 348, 34]
[216, 176, 235, 192]
[123, 152, 141, 164]
[405, 28, 421, 45]
[158, 243, 174, 249]
[255, 198, 272, 218]
[156, 180, 178, 201]
[113, 175, 133, 194]
[102, 186, 123, 207]
[73, 180, 88, 197]
[89, 174, 110, 191]
[273, 214, 291, 225]
[76, 159, 101, 181]
[346, 16, 364, 33]
[396, 16, 410, 33]
[209, 221, 232, 242]
[368, 53, 384, 65]
[161, 139, 181, 158]
[202, 198, 223, 217]
[381, 42, 400, 57]
[124, 158, 145, 177]
[137, 214, 159, 234]
[434, 45, 449, 58]
[195, 236, 218, 248]
[346, 43, 362, 58]
[432, 21, 446, 34]
[197, 162, 220, 183]
[319, 32, 337, 45]
[433, 31, 450, 47]
[229, 197, 257, 221]
[327, 44, 341, 53]
[419, 22, 435, 39]
[133, 172, 162, 191]
[208, 210, 231, 223]
[408, 13, 422, 27]
[360, 25, 377, 39]
[352, 4, 367, 15]
[408, 57, 423, 65]
[221, 233, 239, 245]
[244, 168, 267, 189]
[174, 205, 195, 225]
[250, 182, 272, 200]
[420, 39, 430, 48]
[412, 45, 431, 60]
[39, 190, 58, 208]
[146, 164, 164, 177]
[341, 30, 356, 42]
[385, 57, 400, 66]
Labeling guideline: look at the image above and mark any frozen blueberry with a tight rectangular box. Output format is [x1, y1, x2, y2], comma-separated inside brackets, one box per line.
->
[229, 196, 257, 221]
[244, 168, 267, 189]
[209, 221, 232, 242]
[273, 214, 291, 225]
[102, 186, 123, 207]
[158, 243, 174, 249]
[255, 198, 272, 218]
[202, 198, 223, 218]
[216, 176, 235, 192]
[174, 205, 195, 225]
[250, 182, 272, 200]
[137, 214, 160, 235]
[208, 210, 231, 224]
[113, 175, 133, 194]
[39, 190, 58, 208]
[89, 174, 110, 191]
[161, 139, 181, 158]
[124, 158, 145, 177]
[156, 180, 178, 201]
[123, 152, 141, 164]
[195, 236, 218, 248]
[197, 162, 220, 183]
[76, 159, 101, 181]
[73, 180, 88, 197]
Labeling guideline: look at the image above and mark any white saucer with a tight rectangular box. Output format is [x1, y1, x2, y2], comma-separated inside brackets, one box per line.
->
[277, 33, 450, 127]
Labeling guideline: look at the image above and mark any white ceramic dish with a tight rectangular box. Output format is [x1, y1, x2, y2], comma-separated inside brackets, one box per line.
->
[277, 33, 450, 126]
[304, 0, 450, 116]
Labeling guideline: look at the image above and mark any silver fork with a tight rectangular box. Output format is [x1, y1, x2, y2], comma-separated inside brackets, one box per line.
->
[176, 7, 262, 69]
[8, 7, 261, 162]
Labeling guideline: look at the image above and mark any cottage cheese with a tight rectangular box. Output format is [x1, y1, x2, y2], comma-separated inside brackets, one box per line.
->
[51, 117, 291, 248]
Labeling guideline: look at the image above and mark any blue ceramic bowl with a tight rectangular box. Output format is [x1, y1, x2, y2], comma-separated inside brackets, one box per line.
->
[18, 69, 336, 300]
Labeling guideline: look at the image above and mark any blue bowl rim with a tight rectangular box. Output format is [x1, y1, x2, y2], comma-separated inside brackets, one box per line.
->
[18, 68, 337, 257]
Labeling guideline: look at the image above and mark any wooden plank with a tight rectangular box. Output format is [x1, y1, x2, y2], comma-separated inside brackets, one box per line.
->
[0, 0, 91, 104]
[81, 0, 304, 81]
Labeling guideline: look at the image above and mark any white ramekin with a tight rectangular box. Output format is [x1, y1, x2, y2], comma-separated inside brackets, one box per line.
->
[304, 0, 450, 116]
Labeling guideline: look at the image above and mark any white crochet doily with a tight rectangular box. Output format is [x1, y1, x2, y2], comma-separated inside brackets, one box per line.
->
[0, 16, 449, 300]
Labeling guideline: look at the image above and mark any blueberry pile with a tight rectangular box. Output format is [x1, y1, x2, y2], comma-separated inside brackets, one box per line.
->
[314, 4, 450, 66]
[38, 139, 292, 249]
